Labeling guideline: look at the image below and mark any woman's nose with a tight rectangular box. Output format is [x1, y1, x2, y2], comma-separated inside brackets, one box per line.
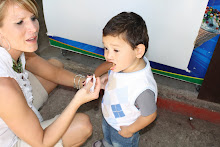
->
[27, 20, 39, 33]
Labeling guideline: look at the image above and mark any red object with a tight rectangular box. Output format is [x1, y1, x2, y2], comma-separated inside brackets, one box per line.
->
[157, 97, 220, 124]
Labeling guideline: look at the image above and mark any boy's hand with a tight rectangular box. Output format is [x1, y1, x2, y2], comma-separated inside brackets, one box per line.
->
[100, 73, 108, 89]
[118, 126, 133, 138]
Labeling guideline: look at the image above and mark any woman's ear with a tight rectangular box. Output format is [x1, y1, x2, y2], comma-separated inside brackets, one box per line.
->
[135, 44, 145, 58]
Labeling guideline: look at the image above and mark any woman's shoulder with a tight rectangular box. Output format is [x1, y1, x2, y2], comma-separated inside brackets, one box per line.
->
[0, 77, 21, 99]
[0, 77, 25, 116]
[0, 76, 17, 85]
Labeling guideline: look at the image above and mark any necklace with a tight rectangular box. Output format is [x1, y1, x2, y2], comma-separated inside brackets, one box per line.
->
[12, 58, 23, 73]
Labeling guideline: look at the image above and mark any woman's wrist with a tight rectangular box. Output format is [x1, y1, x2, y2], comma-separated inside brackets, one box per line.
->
[71, 95, 83, 107]
[73, 74, 85, 89]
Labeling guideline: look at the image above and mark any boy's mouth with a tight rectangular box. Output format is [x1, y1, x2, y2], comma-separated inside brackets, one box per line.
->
[110, 63, 116, 70]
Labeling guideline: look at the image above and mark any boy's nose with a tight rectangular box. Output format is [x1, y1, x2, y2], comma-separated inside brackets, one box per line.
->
[105, 52, 113, 60]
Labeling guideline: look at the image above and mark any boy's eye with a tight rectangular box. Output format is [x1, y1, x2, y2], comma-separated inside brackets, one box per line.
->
[114, 49, 119, 52]
[104, 47, 108, 50]
[16, 20, 23, 25]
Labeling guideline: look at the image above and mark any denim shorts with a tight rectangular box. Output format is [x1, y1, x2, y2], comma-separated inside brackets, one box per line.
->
[102, 118, 140, 147]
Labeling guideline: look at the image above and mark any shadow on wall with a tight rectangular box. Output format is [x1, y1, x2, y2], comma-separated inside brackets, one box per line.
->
[36, 0, 50, 53]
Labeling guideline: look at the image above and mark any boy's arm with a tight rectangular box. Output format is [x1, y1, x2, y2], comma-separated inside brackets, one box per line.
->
[94, 61, 113, 77]
[100, 73, 108, 89]
[94, 61, 112, 89]
[119, 111, 157, 138]
[119, 89, 157, 138]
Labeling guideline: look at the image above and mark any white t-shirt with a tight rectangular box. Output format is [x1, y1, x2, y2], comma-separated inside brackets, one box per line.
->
[0, 47, 43, 147]
[102, 57, 157, 131]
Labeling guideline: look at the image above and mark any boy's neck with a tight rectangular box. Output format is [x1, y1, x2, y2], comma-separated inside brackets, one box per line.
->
[122, 58, 146, 73]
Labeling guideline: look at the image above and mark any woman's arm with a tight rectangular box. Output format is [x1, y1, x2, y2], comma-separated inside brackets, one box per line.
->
[0, 77, 100, 146]
[25, 52, 84, 88]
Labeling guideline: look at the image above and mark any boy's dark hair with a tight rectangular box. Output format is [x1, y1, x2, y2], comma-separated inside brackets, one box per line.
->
[103, 12, 149, 55]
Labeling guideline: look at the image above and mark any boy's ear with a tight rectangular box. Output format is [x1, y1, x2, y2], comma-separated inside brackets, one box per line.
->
[135, 44, 145, 58]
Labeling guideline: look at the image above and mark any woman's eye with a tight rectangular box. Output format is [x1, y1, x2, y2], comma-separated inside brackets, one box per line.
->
[31, 16, 37, 21]
[16, 20, 23, 25]
[104, 47, 108, 50]
[114, 49, 119, 52]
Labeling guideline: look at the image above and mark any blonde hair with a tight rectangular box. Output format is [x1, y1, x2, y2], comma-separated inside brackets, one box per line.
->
[0, 0, 38, 27]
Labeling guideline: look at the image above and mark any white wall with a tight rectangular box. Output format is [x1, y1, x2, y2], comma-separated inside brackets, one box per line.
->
[43, 0, 208, 71]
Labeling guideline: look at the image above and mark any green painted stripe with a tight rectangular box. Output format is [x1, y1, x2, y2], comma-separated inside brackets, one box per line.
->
[152, 68, 203, 85]
[49, 39, 105, 60]
[49, 38, 203, 85]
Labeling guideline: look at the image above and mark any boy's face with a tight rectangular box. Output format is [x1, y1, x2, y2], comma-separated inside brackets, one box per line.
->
[103, 35, 140, 73]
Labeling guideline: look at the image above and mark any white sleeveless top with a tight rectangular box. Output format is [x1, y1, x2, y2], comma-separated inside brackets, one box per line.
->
[102, 57, 157, 131]
[0, 47, 43, 147]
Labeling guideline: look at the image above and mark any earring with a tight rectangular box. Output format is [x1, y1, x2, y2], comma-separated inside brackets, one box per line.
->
[0, 34, 11, 51]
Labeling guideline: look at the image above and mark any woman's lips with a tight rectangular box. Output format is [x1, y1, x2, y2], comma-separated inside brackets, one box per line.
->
[26, 36, 37, 42]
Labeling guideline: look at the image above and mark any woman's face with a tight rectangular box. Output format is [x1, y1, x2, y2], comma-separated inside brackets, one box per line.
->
[0, 3, 39, 53]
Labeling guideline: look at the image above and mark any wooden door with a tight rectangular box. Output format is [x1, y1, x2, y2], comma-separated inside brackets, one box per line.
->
[198, 36, 220, 103]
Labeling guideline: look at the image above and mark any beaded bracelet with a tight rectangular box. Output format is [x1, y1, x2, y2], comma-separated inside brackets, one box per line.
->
[78, 75, 84, 89]
[74, 74, 85, 89]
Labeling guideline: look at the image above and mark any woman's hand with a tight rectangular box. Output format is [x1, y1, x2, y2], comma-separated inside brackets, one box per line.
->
[73, 77, 101, 105]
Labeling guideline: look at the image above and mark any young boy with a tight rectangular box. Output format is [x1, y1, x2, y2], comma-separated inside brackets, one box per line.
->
[94, 12, 158, 147]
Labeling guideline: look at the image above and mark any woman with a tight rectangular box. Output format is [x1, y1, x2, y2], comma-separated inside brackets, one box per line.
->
[0, 0, 101, 146]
